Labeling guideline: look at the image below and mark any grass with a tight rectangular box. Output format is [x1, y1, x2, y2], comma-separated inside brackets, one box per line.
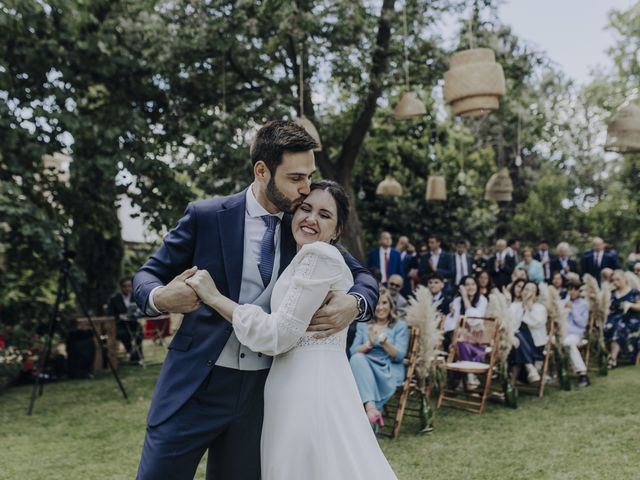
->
[1, 341, 638, 480]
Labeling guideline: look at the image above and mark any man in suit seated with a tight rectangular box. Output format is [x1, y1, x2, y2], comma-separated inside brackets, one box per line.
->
[580, 237, 618, 284]
[534, 240, 554, 283]
[387, 274, 408, 318]
[418, 234, 454, 293]
[367, 231, 402, 286]
[425, 273, 452, 350]
[107, 277, 143, 364]
[551, 242, 579, 280]
[488, 239, 515, 290]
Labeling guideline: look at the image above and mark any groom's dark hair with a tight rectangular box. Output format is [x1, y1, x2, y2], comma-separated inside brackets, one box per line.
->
[250, 120, 318, 174]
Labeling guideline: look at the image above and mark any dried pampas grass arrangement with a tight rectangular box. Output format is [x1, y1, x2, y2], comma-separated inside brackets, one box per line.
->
[486, 289, 517, 372]
[405, 286, 445, 391]
[583, 274, 610, 374]
[546, 285, 572, 389]
[624, 271, 640, 291]
[486, 289, 518, 407]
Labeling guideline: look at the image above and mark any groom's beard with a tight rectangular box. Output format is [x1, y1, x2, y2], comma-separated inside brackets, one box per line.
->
[266, 177, 303, 214]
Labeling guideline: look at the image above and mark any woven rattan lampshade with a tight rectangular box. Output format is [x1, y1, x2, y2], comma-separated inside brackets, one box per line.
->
[294, 115, 322, 152]
[484, 168, 513, 202]
[425, 175, 447, 201]
[376, 175, 404, 196]
[443, 48, 506, 117]
[604, 103, 640, 153]
[394, 91, 427, 120]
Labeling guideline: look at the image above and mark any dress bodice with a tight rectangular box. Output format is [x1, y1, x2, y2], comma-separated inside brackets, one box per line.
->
[610, 289, 640, 316]
[232, 242, 354, 356]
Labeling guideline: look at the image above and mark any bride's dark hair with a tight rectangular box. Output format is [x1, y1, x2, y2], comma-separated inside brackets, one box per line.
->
[308, 180, 350, 244]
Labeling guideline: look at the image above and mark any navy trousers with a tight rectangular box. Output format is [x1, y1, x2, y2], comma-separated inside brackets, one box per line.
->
[137, 366, 269, 480]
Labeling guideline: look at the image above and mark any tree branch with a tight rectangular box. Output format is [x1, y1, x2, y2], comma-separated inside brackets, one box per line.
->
[335, 0, 396, 183]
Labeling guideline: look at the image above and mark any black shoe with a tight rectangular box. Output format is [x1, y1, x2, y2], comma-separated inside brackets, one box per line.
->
[577, 375, 590, 388]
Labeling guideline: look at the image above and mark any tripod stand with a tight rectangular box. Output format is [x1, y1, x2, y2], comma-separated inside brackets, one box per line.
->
[27, 241, 128, 415]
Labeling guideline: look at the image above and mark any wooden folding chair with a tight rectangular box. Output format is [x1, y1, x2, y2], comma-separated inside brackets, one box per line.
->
[437, 316, 499, 415]
[381, 326, 422, 439]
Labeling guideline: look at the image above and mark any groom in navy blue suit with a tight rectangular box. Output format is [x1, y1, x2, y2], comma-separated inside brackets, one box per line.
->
[133, 121, 378, 480]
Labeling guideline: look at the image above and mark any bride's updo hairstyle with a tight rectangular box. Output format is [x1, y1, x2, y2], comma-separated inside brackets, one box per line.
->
[307, 180, 350, 244]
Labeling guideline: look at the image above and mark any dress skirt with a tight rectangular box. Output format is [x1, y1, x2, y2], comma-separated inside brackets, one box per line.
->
[349, 351, 396, 411]
[261, 343, 397, 480]
[509, 323, 544, 365]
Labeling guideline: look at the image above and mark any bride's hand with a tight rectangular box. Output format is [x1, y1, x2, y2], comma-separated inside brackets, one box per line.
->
[185, 269, 221, 307]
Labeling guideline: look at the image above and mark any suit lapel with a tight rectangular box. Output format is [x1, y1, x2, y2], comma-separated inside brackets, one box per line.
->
[219, 190, 247, 302]
[279, 214, 296, 276]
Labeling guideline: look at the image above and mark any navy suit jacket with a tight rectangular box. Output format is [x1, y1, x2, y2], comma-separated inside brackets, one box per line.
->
[580, 250, 618, 281]
[488, 254, 516, 289]
[133, 189, 378, 426]
[418, 250, 454, 283]
[367, 248, 403, 279]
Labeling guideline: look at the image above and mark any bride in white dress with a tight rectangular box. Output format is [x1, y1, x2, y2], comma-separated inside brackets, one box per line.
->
[186, 180, 397, 480]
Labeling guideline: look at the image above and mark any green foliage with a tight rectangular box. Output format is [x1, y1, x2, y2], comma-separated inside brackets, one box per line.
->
[1, 357, 640, 478]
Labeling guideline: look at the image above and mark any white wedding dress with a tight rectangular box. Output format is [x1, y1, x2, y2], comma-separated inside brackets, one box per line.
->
[233, 242, 397, 480]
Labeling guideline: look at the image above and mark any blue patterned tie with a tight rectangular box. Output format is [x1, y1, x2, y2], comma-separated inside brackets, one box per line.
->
[259, 215, 279, 287]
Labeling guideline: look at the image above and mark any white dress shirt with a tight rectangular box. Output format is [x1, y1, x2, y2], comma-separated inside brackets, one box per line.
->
[455, 253, 469, 284]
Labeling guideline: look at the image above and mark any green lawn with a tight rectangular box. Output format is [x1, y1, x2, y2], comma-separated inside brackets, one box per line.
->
[1, 343, 638, 480]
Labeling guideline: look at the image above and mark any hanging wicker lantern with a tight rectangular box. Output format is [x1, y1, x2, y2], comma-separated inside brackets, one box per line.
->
[425, 175, 447, 201]
[394, 91, 427, 120]
[376, 175, 404, 196]
[294, 115, 322, 152]
[443, 48, 506, 117]
[484, 168, 513, 202]
[604, 103, 640, 153]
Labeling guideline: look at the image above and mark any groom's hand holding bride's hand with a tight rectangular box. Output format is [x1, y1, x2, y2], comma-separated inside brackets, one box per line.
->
[154, 267, 201, 313]
[307, 292, 358, 339]
[185, 269, 221, 307]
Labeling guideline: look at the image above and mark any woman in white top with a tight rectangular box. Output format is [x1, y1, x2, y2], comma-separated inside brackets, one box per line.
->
[508, 281, 548, 384]
[186, 181, 397, 480]
[443, 276, 488, 352]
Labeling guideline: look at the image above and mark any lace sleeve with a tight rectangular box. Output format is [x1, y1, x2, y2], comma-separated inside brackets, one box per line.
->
[233, 246, 344, 355]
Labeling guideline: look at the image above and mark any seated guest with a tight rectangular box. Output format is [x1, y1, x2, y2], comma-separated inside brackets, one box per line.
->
[426, 272, 452, 327]
[488, 239, 515, 290]
[551, 271, 568, 300]
[387, 274, 408, 318]
[508, 281, 548, 384]
[472, 247, 488, 274]
[443, 276, 488, 354]
[534, 240, 554, 283]
[350, 288, 409, 427]
[511, 267, 529, 284]
[605, 270, 640, 368]
[551, 242, 579, 280]
[516, 248, 545, 284]
[453, 277, 489, 364]
[367, 230, 402, 286]
[107, 277, 143, 364]
[562, 281, 591, 387]
[476, 270, 494, 298]
[601, 267, 614, 286]
[505, 278, 526, 304]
